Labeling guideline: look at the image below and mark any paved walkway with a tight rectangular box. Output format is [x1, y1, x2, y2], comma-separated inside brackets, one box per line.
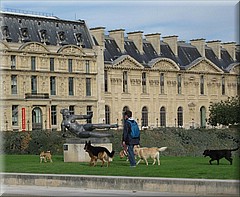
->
[1, 185, 193, 196]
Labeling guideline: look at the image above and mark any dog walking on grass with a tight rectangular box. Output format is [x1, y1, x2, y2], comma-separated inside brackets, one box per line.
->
[84, 140, 115, 167]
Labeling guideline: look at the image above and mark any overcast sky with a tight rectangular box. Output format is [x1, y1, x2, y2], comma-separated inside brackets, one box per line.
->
[1, 0, 239, 44]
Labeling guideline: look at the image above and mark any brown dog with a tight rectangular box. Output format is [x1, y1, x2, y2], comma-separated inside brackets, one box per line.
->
[40, 151, 53, 163]
[134, 145, 167, 165]
[84, 141, 115, 167]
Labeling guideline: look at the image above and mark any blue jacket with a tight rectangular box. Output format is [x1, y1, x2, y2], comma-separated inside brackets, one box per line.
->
[122, 118, 140, 145]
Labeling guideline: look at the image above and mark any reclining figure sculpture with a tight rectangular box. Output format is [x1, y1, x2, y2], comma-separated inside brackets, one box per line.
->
[60, 108, 118, 138]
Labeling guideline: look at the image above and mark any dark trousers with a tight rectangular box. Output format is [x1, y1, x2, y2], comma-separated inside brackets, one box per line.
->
[127, 144, 136, 166]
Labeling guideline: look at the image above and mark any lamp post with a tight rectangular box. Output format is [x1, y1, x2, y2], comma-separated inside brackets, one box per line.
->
[27, 120, 30, 131]
[5, 120, 8, 131]
[174, 118, 176, 127]
[192, 118, 194, 129]
[156, 118, 158, 128]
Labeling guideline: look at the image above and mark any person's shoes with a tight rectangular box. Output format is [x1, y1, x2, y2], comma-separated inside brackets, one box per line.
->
[130, 165, 136, 167]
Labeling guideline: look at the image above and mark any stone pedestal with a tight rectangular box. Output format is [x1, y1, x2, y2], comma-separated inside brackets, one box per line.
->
[63, 137, 113, 162]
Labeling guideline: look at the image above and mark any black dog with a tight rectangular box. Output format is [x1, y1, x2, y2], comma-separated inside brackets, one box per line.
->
[203, 147, 239, 165]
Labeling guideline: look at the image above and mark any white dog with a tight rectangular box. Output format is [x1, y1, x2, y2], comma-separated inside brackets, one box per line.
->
[134, 145, 167, 165]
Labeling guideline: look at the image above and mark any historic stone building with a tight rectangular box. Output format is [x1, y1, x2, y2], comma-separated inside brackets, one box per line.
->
[0, 11, 239, 132]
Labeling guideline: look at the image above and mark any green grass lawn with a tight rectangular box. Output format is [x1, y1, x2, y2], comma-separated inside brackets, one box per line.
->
[1, 154, 239, 180]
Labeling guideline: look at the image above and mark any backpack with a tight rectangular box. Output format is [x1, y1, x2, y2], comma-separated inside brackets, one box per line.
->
[127, 120, 140, 138]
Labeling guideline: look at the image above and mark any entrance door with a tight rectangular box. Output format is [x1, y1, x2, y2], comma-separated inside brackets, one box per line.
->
[32, 107, 42, 130]
[200, 106, 206, 128]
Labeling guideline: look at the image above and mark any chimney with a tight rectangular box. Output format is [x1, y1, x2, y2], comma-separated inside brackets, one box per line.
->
[89, 27, 105, 47]
[190, 38, 206, 57]
[206, 40, 221, 59]
[145, 33, 161, 55]
[127, 31, 144, 54]
[222, 42, 236, 61]
[162, 35, 178, 56]
[109, 29, 125, 53]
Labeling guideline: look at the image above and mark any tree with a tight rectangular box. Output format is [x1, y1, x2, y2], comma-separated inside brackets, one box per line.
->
[208, 96, 240, 126]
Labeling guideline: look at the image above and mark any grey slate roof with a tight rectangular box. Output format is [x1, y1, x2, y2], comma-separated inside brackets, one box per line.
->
[0, 12, 94, 48]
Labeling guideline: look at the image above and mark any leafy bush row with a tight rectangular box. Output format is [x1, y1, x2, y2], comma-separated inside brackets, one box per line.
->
[2, 127, 239, 156]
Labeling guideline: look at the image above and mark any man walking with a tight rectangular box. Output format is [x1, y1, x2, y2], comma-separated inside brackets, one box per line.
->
[122, 110, 140, 167]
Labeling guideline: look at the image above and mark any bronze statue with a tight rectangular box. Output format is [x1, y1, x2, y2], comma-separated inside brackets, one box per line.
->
[60, 109, 118, 138]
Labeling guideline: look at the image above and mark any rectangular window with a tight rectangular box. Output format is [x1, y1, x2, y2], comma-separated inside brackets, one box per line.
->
[123, 71, 128, 93]
[177, 74, 182, 94]
[160, 73, 164, 94]
[104, 70, 108, 92]
[50, 76, 56, 95]
[51, 106, 57, 125]
[69, 105, 75, 115]
[11, 75, 17, 94]
[50, 58, 54, 71]
[142, 72, 147, 93]
[31, 56, 36, 71]
[86, 60, 90, 73]
[68, 59, 73, 73]
[31, 76, 37, 94]
[11, 55, 16, 69]
[86, 78, 91, 96]
[12, 105, 18, 126]
[222, 76, 225, 95]
[87, 105, 92, 123]
[200, 75, 204, 95]
[68, 77, 74, 95]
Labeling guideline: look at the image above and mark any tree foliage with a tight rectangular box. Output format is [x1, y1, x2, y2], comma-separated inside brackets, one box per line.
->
[208, 96, 240, 126]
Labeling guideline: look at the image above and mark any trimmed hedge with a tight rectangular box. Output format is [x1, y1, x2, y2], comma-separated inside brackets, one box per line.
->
[2, 127, 240, 156]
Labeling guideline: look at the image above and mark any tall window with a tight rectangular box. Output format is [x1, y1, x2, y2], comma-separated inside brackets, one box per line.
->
[50, 57, 54, 71]
[177, 74, 182, 94]
[86, 78, 91, 96]
[123, 71, 128, 93]
[177, 107, 183, 127]
[141, 106, 148, 127]
[200, 75, 204, 95]
[160, 106, 166, 127]
[11, 55, 16, 69]
[31, 56, 36, 71]
[50, 76, 56, 95]
[160, 73, 164, 94]
[222, 76, 225, 95]
[105, 105, 110, 124]
[31, 76, 37, 94]
[87, 106, 92, 123]
[68, 59, 73, 73]
[68, 77, 74, 95]
[51, 106, 57, 125]
[86, 60, 90, 73]
[142, 72, 147, 93]
[11, 75, 17, 94]
[104, 70, 108, 92]
[69, 106, 75, 115]
[12, 105, 18, 126]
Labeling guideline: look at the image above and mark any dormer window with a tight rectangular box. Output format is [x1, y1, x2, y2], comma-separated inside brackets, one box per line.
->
[1, 26, 12, 42]
[57, 31, 67, 45]
[74, 32, 85, 48]
[19, 27, 30, 42]
[38, 29, 49, 44]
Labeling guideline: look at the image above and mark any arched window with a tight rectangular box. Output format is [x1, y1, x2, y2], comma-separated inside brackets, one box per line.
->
[105, 105, 110, 124]
[200, 106, 206, 128]
[141, 106, 148, 127]
[160, 106, 166, 127]
[177, 107, 183, 127]
[32, 107, 42, 130]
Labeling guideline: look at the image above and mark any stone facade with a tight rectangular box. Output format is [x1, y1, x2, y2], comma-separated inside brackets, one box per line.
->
[0, 11, 239, 132]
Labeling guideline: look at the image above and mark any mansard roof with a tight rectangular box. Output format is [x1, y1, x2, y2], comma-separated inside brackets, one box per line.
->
[104, 34, 238, 73]
[0, 12, 94, 48]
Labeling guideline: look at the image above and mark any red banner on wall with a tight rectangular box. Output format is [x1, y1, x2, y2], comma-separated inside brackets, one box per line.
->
[22, 108, 26, 131]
